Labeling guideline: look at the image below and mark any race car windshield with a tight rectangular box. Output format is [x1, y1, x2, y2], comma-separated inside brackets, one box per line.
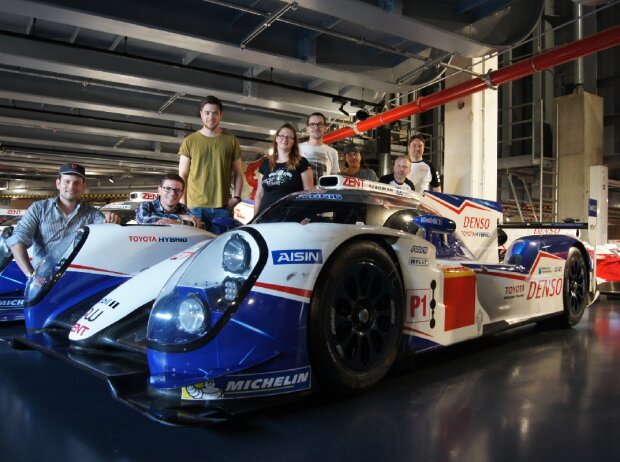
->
[256, 199, 366, 225]
[254, 190, 428, 228]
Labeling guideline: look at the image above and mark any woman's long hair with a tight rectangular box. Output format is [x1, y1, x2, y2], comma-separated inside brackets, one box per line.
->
[269, 123, 301, 170]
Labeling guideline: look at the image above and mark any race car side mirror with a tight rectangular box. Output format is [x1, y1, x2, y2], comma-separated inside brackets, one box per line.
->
[414, 215, 456, 240]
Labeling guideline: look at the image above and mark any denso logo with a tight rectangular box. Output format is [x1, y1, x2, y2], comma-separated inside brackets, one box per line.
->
[463, 216, 490, 229]
[533, 229, 560, 235]
[272, 249, 322, 264]
[527, 277, 563, 300]
[7, 209, 23, 215]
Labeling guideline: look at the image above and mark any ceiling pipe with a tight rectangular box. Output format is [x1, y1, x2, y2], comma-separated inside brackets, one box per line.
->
[323, 23, 620, 144]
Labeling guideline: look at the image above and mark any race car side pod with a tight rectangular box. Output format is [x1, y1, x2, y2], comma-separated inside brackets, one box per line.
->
[498, 221, 599, 304]
[323, 24, 620, 144]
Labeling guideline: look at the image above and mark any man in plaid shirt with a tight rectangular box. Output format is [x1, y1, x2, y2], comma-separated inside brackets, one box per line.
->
[136, 174, 203, 227]
[8, 162, 120, 278]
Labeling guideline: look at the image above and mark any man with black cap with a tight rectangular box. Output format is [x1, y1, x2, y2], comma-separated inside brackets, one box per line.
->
[7, 162, 120, 278]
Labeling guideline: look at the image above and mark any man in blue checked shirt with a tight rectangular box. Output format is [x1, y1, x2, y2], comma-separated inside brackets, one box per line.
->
[8, 162, 120, 278]
[136, 174, 203, 228]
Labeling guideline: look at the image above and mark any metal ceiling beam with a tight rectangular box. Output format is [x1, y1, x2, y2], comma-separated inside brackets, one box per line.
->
[280, 0, 497, 58]
[0, 114, 184, 144]
[0, 87, 278, 137]
[0, 135, 177, 161]
[0, 34, 345, 119]
[0, 0, 401, 93]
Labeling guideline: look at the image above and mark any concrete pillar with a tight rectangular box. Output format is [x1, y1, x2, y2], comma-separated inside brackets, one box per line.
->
[589, 165, 608, 245]
[443, 55, 498, 200]
[555, 92, 603, 224]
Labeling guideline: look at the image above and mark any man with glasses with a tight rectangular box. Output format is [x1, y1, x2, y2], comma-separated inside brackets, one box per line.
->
[136, 174, 203, 227]
[299, 112, 339, 185]
[178, 95, 243, 234]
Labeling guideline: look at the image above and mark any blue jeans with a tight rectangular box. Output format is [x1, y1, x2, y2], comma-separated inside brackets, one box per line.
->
[190, 207, 232, 235]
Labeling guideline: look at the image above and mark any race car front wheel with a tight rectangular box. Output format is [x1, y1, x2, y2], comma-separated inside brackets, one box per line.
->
[309, 240, 403, 395]
[560, 247, 588, 326]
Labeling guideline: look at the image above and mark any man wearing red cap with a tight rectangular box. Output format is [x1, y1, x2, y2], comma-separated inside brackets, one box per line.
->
[7, 163, 120, 278]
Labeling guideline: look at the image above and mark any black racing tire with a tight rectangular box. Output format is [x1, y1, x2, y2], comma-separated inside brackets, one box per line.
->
[308, 240, 404, 395]
[560, 247, 588, 326]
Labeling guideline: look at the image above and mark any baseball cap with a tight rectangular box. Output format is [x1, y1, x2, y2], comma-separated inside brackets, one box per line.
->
[59, 163, 86, 178]
[343, 143, 360, 154]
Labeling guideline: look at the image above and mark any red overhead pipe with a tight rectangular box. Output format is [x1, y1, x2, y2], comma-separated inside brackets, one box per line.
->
[324, 24, 620, 144]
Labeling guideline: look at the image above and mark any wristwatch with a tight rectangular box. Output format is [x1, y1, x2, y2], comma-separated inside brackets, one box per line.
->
[233, 196, 242, 201]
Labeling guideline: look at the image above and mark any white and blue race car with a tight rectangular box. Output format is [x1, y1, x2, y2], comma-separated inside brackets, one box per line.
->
[0, 222, 213, 324]
[14, 176, 598, 424]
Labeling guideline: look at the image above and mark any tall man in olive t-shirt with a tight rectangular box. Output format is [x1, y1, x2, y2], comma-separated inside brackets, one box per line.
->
[179, 95, 244, 234]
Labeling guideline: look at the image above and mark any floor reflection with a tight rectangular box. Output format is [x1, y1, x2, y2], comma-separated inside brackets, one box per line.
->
[1, 301, 620, 461]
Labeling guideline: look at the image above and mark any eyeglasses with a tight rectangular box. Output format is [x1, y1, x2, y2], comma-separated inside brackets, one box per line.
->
[160, 186, 183, 194]
[308, 122, 325, 128]
[276, 134, 295, 141]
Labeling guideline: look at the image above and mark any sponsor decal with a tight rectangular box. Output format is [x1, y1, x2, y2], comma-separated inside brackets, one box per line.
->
[410, 245, 428, 254]
[272, 249, 322, 265]
[7, 209, 24, 215]
[98, 297, 120, 309]
[408, 257, 428, 266]
[533, 228, 561, 235]
[0, 299, 24, 307]
[71, 322, 89, 336]
[295, 193, 343, 200]
[343, 177, 365, 188]
[182, 380, 223, 400]
[139, 192, 157, 200]
[589, 199, 597, 217]
[461, 230, 491, 238]
[526, 277, 563, 300]
[169, 251, 193, 261]
[182, 367, 312, 400]
[537, 265, 563, 275]
[418, 216, 443, 226]
[82, 306, 104, 322]
[463, 216, 490, 229]
[128, 236, 188, 243]
[504, 284, 526, 300]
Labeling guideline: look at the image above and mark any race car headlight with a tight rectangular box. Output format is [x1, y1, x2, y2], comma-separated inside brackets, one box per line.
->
[178, 295, 209, 335]
[222, 233, 250, 273]
[24, 227, 89, 306]
[148, 228, 267, 352]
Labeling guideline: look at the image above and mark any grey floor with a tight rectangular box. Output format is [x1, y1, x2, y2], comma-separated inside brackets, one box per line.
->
[1, 298, 619, 462]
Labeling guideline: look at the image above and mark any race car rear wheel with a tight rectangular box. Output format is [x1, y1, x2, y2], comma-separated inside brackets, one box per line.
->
[309, 240, 403, 394]
[560, 247, 588, 326]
